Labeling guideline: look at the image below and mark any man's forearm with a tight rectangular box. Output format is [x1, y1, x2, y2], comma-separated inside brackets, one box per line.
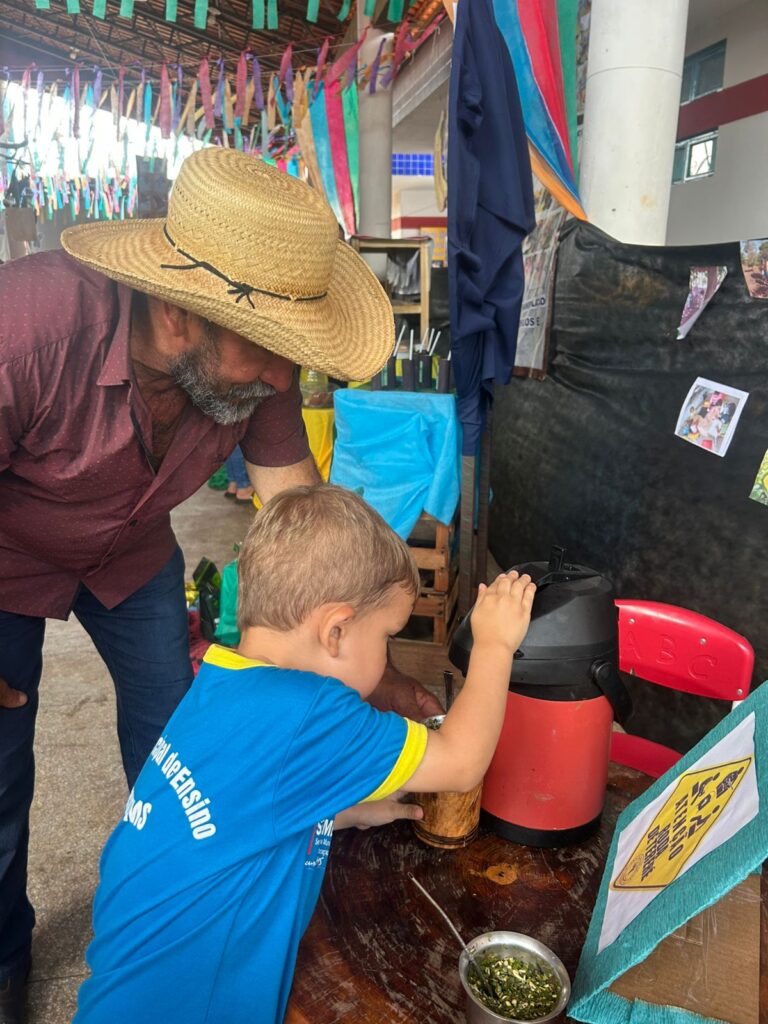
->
[245, 455, 321, 504]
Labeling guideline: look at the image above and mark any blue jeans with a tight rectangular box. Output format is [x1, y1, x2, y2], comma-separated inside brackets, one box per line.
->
[224, 446, 250, 490]
[0, 547, 193, 980]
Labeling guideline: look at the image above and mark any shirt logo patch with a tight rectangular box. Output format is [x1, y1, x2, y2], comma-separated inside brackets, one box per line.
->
[304, 818, 334, 869]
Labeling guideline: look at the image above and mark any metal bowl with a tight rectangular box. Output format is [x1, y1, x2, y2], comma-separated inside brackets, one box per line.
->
[458, 931, 570, 1024]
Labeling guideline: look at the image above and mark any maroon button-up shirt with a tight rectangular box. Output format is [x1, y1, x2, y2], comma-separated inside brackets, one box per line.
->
[0, 251, 310, 619]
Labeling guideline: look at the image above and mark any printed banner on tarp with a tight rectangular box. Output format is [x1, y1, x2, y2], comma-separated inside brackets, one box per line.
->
[739, 238, 768, 299]
[749, 449, 768, 506]
[674, 377, 749, 457]
[676, 265, 727, 339]
[515, 177, 566, 377]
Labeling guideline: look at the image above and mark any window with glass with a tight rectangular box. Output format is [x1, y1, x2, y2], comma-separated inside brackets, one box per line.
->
[680, 41, 726, 104]
[673, 131, 718, 183]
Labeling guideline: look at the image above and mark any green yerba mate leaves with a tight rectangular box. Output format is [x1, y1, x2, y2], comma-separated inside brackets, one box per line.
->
[468, 954, 560, 1020]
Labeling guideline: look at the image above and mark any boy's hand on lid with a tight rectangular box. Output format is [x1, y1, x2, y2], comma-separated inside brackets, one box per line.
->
[470, 571, 536, 657]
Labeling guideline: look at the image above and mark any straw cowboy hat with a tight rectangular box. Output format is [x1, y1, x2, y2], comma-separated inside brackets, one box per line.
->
[61, 147, 394, 381]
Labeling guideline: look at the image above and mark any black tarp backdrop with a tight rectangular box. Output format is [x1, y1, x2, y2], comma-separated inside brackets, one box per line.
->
[490, 221, 767, 750]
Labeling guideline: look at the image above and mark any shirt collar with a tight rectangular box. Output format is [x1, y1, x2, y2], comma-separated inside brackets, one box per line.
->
[97, 283, 133, 387]
[203, 645, 276, 671]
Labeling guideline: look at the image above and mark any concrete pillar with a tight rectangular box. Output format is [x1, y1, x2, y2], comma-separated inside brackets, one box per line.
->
[356, 21, 394, 240]
[580, 0, 690, 245]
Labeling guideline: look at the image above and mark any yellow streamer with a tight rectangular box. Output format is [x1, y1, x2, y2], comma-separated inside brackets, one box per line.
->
[181, 79, 198, 136]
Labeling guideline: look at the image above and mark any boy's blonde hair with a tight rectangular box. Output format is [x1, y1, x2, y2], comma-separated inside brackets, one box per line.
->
[236, 484, 420, 632]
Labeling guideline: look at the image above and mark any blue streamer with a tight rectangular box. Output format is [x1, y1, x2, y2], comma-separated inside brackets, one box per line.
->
[308, 83, 344, 228]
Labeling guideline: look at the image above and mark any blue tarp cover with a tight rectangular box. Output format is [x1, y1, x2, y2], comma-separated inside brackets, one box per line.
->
[330, 390, 461, 539]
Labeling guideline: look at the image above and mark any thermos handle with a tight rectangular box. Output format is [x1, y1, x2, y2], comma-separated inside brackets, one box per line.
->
[590, 660, 633, 727]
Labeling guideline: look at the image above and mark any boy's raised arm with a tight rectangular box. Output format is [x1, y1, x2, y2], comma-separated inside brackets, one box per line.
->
[401, 571, 536, 795]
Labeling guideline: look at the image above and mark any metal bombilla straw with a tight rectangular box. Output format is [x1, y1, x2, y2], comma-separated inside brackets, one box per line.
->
[408, 874, 495, 1000]
[443, 670, 454, 711]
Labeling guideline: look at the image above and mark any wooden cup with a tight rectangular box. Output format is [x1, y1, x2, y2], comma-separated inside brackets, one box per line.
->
[413, 783, 483, 849]
[412, 716, 482, 849]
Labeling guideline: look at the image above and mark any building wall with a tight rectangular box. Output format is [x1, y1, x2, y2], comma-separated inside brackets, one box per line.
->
[666, 0, 768, 244]
[667, 114, 768, 245]
[392, 177, 446, 261]
[686, 0, 768, 87]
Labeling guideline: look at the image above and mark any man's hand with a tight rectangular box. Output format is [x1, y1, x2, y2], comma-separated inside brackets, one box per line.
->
[367, 659, 444, 720]
[0, 677, 28, 709]
[335, 791, 423, 830]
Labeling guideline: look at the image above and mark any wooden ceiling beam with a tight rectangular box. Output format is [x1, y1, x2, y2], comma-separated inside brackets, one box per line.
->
[0, 0, 346, 82]
[125, 7, 248, 58]
[158, 0, 341, 45]
[0, 9, 157, 73]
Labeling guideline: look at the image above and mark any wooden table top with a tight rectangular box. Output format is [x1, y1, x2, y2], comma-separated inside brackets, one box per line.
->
[286, 763, 768, 1024]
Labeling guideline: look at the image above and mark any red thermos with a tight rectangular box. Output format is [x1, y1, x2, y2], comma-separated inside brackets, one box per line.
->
[448, 548, 632, 848]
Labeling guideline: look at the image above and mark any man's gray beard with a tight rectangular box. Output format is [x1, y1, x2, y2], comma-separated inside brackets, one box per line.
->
[168, 323, 276, 425]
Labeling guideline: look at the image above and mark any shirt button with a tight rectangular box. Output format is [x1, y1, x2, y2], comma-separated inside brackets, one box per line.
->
[128, 518, 138, 526]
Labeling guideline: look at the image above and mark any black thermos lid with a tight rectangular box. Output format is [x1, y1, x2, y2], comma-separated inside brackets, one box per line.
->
[448, 547, 620, 702]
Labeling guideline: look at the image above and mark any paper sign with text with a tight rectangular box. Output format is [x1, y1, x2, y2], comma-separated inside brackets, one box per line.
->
[598, 713, 758, 952]
[570, 685, 768, 1024]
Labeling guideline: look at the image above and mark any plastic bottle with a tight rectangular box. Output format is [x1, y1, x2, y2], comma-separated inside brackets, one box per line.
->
[299, 367, 333, 408]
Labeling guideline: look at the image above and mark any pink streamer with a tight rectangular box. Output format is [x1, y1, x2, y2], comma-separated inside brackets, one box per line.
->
[279, 44, 294, 103]
[199, 58, 215, 129]
[380, 17, 438, 88]
[236, 51, 248, 122]
[313, 37, 330, 98]
[325, 79, 355, 235]
[214, 59, 224, 119]
[325, 28, 367, 88]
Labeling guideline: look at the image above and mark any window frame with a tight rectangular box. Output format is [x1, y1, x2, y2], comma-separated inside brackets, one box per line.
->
[680, 40, 726, 105]
[672, 130, 719, 184]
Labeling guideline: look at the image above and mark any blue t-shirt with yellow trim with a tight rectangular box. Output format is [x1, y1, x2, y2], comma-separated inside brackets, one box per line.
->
[74, 646, 427, 1024]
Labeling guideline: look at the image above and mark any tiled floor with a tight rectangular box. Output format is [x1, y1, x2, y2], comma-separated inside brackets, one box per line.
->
[25, 484, 254, 1023]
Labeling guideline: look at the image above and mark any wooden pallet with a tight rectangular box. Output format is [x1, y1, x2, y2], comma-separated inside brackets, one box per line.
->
[405, 513, 458, 645]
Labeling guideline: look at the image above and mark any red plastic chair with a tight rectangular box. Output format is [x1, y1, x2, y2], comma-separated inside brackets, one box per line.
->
[610, 600, 754, 778]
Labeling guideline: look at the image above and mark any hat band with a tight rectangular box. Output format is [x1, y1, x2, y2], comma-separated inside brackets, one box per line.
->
[160, 226, 328, 308]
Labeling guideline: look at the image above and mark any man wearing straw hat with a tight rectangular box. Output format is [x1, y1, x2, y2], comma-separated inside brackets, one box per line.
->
[0, 147, 441, 1023]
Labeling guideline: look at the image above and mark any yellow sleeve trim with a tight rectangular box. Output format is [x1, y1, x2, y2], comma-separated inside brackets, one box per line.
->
[203, 645, 275, 671]
[362, 719, 428, 803]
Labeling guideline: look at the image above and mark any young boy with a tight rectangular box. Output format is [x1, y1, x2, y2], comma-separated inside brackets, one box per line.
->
[74, 485, 535, 1024]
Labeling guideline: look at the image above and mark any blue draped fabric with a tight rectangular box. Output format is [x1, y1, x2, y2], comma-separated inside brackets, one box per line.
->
[448, 0, 535, 454]
[330, 390, 461, 539]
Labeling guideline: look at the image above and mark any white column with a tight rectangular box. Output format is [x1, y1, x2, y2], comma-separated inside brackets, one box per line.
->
[580, 0, 690, 245]
[356, 22, 394, 240]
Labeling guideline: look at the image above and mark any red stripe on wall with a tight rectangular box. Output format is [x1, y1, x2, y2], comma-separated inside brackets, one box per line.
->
[392, 216, 448, 230]
[677, 73, 768, 140]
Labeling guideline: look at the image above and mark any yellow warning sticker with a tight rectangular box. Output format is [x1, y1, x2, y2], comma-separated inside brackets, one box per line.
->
[612, 758, 752, 891]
